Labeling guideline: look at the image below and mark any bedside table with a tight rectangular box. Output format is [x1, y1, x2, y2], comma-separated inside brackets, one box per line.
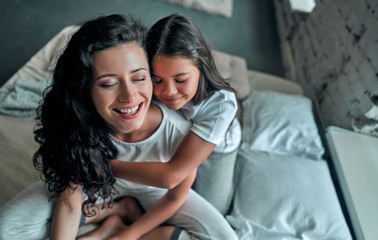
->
[325, 126, 378, 240]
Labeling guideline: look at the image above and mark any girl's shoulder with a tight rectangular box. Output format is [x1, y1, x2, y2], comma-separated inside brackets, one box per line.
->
[208, 89, 237, 102]
[181, 90, 238, 120]
[199, 89, 237, 111]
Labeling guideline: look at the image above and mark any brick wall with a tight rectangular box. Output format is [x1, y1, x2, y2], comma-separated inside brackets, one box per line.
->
[274, 0, 378, 131]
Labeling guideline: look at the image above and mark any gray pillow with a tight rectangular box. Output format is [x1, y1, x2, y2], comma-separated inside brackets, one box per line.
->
[242, 90, 324, 160]
[227, 147, 352, 239]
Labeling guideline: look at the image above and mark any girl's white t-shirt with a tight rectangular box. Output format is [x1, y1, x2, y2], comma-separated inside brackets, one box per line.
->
[180, 90, 241, 153]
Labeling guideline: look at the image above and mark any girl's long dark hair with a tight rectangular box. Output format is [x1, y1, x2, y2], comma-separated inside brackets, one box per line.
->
[146, 13, 234, 105]
[33, 14, 147, 216]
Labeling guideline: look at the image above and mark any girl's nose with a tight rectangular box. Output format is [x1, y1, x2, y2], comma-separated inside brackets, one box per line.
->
[161, 81, 177, 96]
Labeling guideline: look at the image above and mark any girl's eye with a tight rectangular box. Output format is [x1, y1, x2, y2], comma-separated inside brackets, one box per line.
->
[175, 79, 186, 83]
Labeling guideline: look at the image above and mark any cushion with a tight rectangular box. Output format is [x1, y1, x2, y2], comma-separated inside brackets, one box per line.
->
[242, 90, 324, 160]
[157, 0, 234, 18]
[0, 115, 40, 206]
[227, 147, 352, 239]
[247, 70, 303, 95]
[213, 50, 250, 100]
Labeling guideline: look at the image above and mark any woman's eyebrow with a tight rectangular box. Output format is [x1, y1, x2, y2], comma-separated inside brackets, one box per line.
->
[131, 67, 148, 73]
[95, 74, 117, 81]
[95, 68, 148, 81]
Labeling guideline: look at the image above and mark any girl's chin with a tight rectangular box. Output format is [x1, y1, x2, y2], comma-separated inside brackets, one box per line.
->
[164, 102, 185, 111]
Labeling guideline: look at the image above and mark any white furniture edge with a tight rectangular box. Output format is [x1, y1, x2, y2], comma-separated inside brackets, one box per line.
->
[325, 126, 378, 240]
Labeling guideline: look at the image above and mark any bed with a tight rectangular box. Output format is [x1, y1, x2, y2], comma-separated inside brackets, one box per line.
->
[0, 26, 352, 239]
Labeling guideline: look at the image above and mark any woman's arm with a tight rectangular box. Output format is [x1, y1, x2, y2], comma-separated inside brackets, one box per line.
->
[50, 184, 84, 240]
[114, 169, 197, 239]
[110, 131, 215, 189]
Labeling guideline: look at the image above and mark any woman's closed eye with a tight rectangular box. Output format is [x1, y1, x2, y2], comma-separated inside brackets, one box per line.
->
[100, 82, 118, 88]
[133, 77, 147, 82]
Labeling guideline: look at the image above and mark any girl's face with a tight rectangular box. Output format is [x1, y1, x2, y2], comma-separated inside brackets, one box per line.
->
[152, 55, 200, 110]
[91, 42, 153, 139]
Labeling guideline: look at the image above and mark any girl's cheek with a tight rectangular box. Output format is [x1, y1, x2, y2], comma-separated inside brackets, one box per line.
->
[152, 86, 160, 94]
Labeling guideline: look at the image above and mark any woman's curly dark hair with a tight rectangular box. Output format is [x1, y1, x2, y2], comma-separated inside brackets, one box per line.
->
[33, 14, 148, 216]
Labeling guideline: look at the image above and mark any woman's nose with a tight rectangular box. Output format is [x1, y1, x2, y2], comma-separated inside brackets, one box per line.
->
[117, 83, 136, 102]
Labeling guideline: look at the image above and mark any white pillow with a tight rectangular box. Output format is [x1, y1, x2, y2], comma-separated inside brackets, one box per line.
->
[242, 90, 324, 160]
[227, 147, 352, 240]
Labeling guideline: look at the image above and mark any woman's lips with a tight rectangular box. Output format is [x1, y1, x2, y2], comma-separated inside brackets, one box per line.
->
[113, 103, 142, 119]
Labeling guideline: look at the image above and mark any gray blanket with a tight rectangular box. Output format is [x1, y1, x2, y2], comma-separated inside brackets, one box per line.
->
[0, 78, 51, 117]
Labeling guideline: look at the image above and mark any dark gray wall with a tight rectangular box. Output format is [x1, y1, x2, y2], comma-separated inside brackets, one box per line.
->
[274, 0, 378, 131]
[0, 0, 283, 87]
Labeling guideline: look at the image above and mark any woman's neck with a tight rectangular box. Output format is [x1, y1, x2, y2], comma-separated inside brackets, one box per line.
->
[115, 103, 162, 143]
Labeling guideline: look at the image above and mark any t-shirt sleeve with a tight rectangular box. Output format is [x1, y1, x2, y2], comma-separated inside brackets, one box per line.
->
[190, 90, 238, 145]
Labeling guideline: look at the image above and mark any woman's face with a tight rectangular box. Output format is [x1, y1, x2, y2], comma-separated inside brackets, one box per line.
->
[91, 42, 152, 138]
[152, 55, 200, 110]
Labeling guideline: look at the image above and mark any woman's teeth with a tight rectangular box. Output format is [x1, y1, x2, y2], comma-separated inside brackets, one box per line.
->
[117, 105, 140, 115]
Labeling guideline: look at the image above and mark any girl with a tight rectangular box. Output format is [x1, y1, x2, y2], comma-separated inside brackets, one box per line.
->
[110, 13, 242, 215]
[0, 14, 237, 240]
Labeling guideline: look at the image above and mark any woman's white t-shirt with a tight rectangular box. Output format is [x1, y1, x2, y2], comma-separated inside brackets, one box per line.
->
[112, 101, 191, 190]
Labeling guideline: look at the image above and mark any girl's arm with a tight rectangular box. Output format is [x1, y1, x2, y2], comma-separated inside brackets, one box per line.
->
[50, 184, 84, 240]
[111, 131, 215, 189]
[114, 168, 197, 239]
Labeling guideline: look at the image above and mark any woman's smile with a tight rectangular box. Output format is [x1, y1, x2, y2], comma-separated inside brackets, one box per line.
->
[113, 103, 143, 119]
